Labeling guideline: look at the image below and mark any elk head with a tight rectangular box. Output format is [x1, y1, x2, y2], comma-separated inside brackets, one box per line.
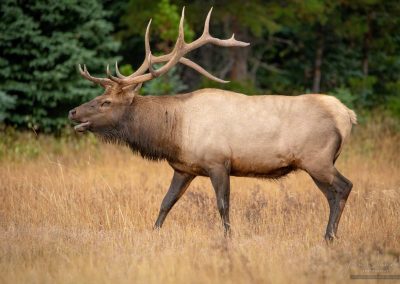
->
[69, 7, 249, 133]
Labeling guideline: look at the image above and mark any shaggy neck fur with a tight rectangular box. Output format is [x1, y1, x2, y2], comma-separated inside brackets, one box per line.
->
[98, 95, 182, 162]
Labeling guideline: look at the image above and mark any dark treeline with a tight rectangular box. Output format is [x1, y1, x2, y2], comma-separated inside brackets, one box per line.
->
[1, 0, 399, 132]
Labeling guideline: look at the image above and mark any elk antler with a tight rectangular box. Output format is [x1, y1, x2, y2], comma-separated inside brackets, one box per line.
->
[108, 7, 250, 87]
[78, 64, 113, 88]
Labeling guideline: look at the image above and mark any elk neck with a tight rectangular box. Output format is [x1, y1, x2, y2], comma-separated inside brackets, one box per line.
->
[99, 95, 183, 162]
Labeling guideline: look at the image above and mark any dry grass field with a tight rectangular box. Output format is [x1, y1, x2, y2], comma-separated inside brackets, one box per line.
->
[0, 119, 399, 283]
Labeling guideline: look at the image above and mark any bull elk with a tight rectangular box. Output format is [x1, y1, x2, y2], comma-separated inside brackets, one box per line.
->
[69, 8, 357, 242]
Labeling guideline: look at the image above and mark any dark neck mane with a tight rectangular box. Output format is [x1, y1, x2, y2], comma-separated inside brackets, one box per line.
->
[98, 95, 181, 161]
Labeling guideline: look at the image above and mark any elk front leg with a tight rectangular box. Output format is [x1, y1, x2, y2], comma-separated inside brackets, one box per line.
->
[208, 165, 231, 235]
[154, 170, 195, 229]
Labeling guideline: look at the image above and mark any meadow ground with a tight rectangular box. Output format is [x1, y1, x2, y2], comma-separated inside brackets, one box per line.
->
[0, 118, 399, 283]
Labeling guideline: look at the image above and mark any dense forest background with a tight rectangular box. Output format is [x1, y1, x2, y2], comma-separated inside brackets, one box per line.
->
[1, 0, 399, 133]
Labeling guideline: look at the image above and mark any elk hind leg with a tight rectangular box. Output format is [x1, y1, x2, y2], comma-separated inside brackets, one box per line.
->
[311, 168, 353, 242]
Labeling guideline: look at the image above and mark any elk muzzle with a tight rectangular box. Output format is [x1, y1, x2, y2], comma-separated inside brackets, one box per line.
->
[69, 108, 91, 132]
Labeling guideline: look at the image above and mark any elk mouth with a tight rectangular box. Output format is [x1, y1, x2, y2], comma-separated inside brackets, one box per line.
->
[74, 121, 91, 132]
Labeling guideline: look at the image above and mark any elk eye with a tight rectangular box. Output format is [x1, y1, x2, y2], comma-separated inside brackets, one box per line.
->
[101, 100, 111, 107]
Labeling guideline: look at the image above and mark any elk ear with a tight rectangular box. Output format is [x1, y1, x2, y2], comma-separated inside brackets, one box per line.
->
[122, 83, 142, 104]
[126, 89, 136, 104]
[131, 84, 143, 104]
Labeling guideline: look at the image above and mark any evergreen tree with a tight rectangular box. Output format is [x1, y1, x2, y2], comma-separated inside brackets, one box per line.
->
[0, 0, 120, 132]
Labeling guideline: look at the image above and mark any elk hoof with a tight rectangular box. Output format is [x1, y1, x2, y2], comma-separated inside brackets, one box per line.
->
[153, 224, 162, 231]
[324, 233, 338, 244]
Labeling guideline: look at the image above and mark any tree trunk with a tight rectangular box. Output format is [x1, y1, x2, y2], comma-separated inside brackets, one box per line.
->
[312, 29, 324, 93]
[229, 48, 249, 81]
[362, 13, 372, 77]
[228, 17, 249, 81]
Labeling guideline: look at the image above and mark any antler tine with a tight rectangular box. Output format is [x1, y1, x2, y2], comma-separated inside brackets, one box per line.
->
[78, 64, 84, 74]
[207, 33, 250, 47]
[202, 7, 213, 38]
[78, 64, 113, 87]
[178, 7, 185, 45]
[115, 61, 124, 78]
[106, 64, 111, 77]
[107, 64, 126, 83]
[179, 57, 229, 83]
[83, 64, 89, 74]
[145, 19, 152, 57]
[144, 19, 156, 77]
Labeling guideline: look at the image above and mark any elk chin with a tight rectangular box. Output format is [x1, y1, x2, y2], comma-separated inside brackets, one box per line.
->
[74, 121, 91, 132]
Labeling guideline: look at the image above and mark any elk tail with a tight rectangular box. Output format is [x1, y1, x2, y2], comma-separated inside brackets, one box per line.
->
[347, 108, 357, 125]
[333, 106, 357, 164]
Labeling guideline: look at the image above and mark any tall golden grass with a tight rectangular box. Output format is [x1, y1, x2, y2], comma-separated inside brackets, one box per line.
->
[0, 119, 399, 283]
